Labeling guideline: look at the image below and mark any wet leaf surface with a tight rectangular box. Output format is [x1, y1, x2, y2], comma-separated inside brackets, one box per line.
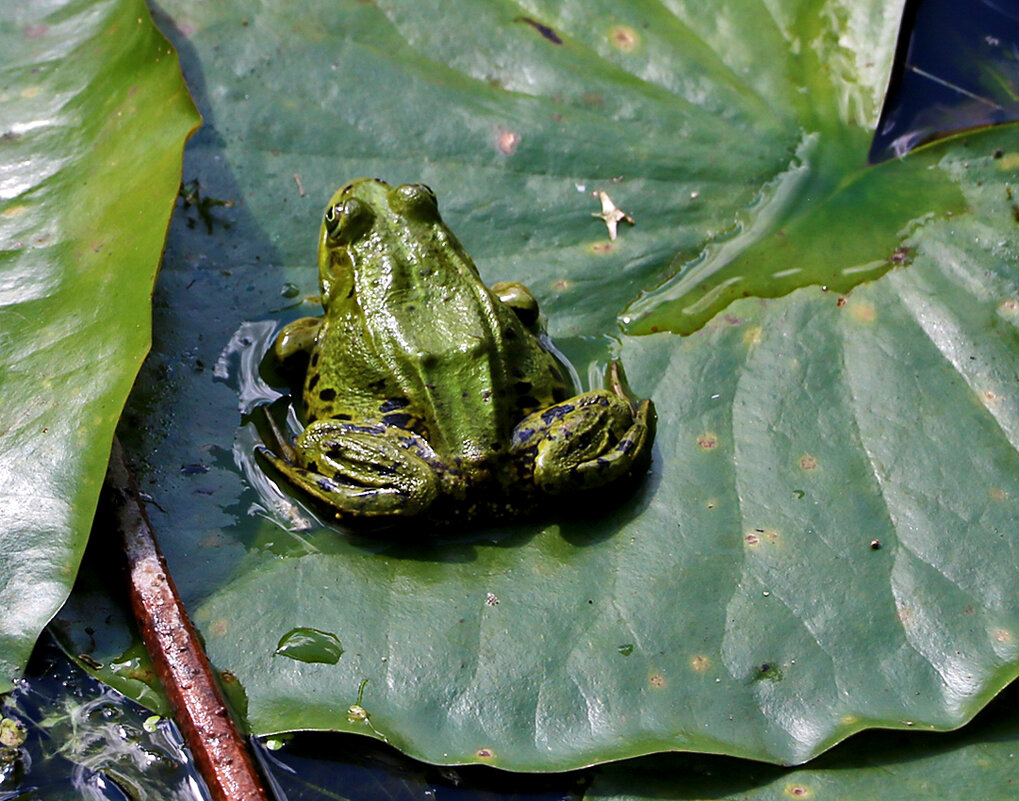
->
[0, 0, 198, 691]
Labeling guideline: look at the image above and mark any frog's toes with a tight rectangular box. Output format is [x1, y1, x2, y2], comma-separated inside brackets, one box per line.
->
[513, 390, 656, 495]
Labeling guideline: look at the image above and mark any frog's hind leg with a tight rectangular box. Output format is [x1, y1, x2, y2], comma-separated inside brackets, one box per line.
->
[511, 362, 656, 494]
[257, 420, 446, 520]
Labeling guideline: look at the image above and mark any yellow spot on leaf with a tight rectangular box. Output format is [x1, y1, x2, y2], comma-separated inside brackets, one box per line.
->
[993, 628, 1012, 644]
[981, 389, 1001, 407]
[785, 784, 813, 799]
[697, 432, 719, 451]
[608, 25, 640, 52]
[799, 454, 818, 471]
[742, 325, 763, 346]
[209, 619, 229, 637]
[475, 747, 495, 760]
[1, 205, 27, 218]
[841, 714, 859, 725]
[990, 487, 1009, 502]
[689, 655, 711, 672]
[648, 672, 666, 688]
[589, 241, 614, 253]
[849, 301, 877, 323]
[999, 298, 1019, 315]
[21, 86, 41, 99]
[995, 152, 1019, 170]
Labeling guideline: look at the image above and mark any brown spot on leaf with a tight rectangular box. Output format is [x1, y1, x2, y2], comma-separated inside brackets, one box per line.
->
[609, 25, 639, 52]
[689, 655, 711, 672]
[890, 246, 911, 265]
[697, 433, 719, 451]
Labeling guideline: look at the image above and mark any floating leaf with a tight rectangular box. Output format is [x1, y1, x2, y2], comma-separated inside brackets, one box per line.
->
[0, 0, 198, 690]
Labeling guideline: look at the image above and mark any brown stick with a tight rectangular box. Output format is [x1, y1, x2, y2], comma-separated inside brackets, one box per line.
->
[106, 438, 271, 801]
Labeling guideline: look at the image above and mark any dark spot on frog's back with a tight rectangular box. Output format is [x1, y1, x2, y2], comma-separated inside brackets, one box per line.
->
[382, 413, 414, 429]
[541, 403, 574, 424]
[308, 373, 320, 391]
[379, 398, 410, 413]
[319, 388, 337, 402]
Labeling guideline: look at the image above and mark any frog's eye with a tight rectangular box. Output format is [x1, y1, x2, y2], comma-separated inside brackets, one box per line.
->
[324, 198, 374, 244]
[389, 183, 439, 221]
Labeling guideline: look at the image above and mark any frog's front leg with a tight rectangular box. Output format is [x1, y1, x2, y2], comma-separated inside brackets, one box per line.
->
[511, 362, 656, 493]
[491, 281, 540, 329]
[257, 419, 451, 520]
[273, 316, 322, 362]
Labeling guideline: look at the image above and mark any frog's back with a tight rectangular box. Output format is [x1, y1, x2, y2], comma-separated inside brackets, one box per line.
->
[309, 179, 571, 474]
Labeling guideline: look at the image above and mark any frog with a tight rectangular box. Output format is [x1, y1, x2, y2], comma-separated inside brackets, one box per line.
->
[258, 178, 655, 526]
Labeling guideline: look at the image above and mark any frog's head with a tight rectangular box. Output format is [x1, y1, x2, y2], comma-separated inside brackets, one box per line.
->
[321, 179, 443, 247]
[317, 178, 447, 300]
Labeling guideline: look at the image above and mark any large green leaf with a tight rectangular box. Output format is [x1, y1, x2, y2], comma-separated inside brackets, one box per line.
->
[254, 681, 1019, 800]
[0, 0, 198, 690]
[586, 683, 1019, 801]
[55, 0, 1019, 772]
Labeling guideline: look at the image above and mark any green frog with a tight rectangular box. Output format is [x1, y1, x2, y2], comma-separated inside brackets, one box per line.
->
[259, 178, 655, 525]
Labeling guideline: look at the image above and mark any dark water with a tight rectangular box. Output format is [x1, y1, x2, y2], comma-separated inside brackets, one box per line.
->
[7, 1, 1019, 799]
[870, 0, 1019, 161]
[0, 636, 209, 801]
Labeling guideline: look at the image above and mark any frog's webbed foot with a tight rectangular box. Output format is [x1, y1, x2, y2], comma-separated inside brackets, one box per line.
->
[257, 420, 452, 521]
[511, 361, 656, 494]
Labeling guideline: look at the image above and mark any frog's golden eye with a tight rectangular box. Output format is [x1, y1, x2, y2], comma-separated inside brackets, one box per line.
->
[389, 183, 439, 221]
[324, 198, 374, 244]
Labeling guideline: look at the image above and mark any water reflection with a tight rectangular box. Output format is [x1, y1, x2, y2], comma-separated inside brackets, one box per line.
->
[870, 0, 1019, 161]
[2, 638, 210, 801]
[214, 320, 324, 539]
